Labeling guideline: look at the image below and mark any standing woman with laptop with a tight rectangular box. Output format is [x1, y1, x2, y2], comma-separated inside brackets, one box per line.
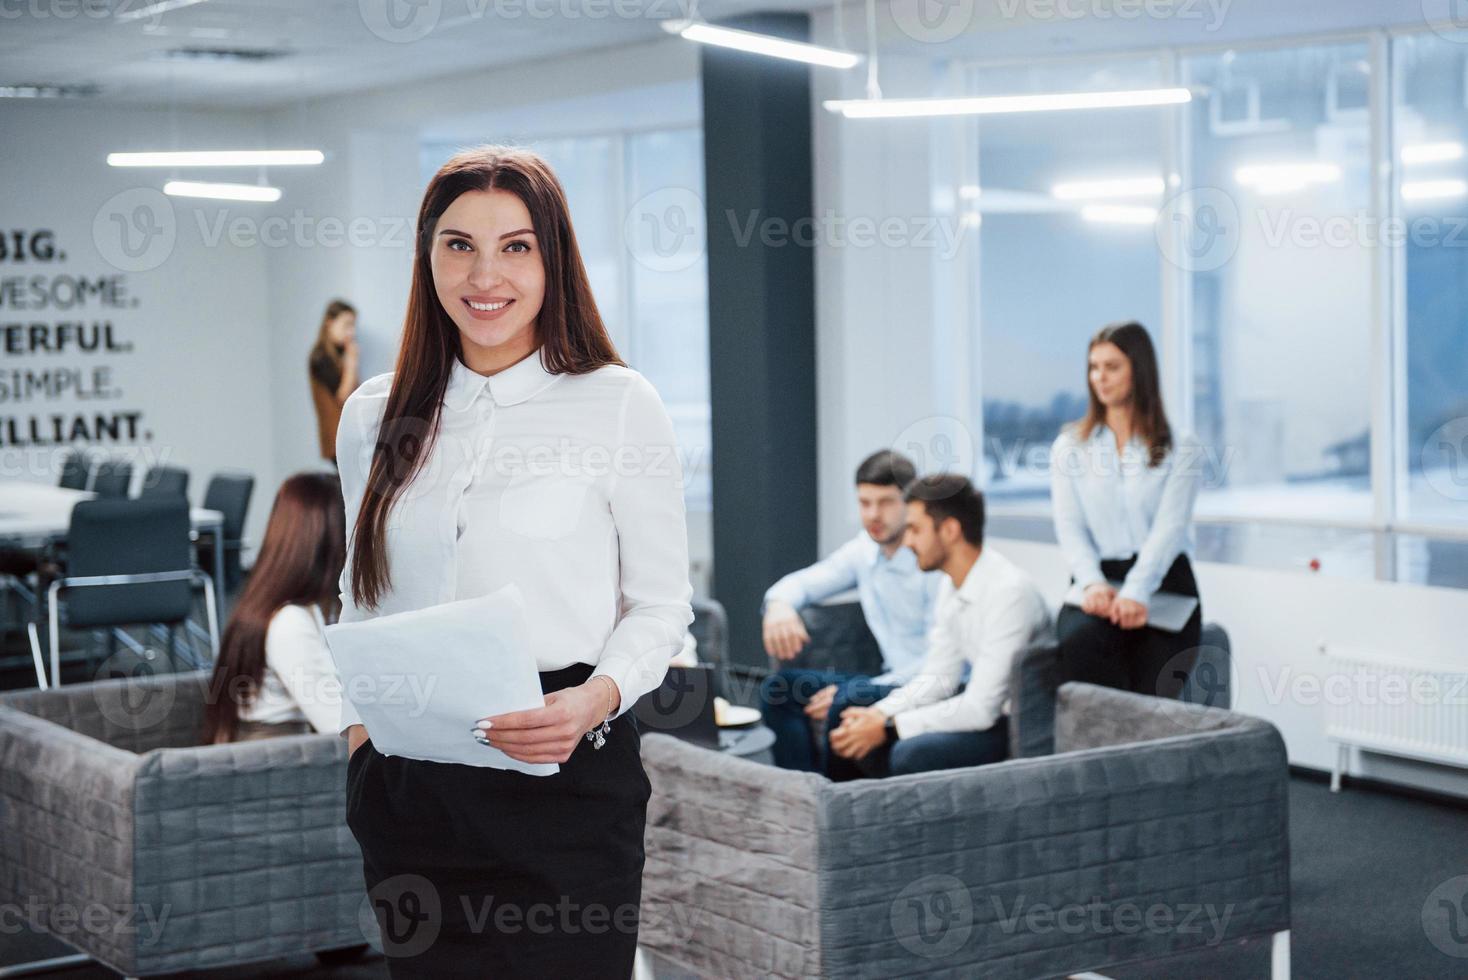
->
[1049, 321, 1204, 698]
[335, 146, 693, 978]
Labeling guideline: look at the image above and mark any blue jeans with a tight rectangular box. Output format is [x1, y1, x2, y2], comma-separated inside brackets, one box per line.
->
[833, 716, 1010, 781]
[761, 669, 897, 772]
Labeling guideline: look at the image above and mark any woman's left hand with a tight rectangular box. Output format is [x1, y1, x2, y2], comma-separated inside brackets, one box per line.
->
[1109, 597, 1149, 630]
[475, 679, 620, 764]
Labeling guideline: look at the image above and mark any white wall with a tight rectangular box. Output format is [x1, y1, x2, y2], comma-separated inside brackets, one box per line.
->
[0, 102, 275, 546]
[998, 538, 1468, 798]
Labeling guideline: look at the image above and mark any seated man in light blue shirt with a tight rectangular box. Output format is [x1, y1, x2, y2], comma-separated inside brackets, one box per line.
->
[760, 450, 944, 772]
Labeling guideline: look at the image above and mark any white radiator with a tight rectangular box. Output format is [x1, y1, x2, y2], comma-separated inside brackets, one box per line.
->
[1318, 642, 1468, 792]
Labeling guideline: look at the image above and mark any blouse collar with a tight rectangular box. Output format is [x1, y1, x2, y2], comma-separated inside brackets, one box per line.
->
[444, 346, 561, 412]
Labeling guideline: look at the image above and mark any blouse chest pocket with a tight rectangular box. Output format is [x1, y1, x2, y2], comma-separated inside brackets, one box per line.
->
[497, 471, 600, 541]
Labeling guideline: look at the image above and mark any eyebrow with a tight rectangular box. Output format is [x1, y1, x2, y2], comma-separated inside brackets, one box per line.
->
[436, 227, 536, 240]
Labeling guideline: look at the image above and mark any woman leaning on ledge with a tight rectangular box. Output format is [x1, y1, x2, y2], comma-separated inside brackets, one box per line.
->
[1050, 321, 1204, 699]
[308, 298, 360, 466]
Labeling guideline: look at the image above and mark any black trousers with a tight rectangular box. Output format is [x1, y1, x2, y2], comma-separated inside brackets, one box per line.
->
[1056, 554, 1203, 699]
[346, 663, 649, 979]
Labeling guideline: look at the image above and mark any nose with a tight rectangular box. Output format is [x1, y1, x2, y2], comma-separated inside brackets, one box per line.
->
[467, 250, 504, 291]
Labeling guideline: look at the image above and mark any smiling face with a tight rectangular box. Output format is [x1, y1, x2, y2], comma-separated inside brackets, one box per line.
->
[1088, 340, 1134, 410]
[430, 188, 546, 372]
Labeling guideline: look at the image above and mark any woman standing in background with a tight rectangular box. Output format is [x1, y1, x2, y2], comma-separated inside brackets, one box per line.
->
[308, 299, 360, 466]
[1050, 321, 1204, 698]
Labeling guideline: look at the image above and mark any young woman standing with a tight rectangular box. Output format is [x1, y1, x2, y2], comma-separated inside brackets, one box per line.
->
[335, 146, 692, 978]
[308, 299, 360, 466]
[1050, 321, 1204, 698]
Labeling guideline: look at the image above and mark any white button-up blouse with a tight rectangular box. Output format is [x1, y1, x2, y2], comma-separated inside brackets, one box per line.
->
[332, 347, 694, 735]
[1049, 423, 1203, 606]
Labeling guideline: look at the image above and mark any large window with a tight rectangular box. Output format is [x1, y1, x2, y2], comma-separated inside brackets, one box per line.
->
[1394, 32, 1468, 529]
[1182, 43, 1374, 521]
[965, 31, 1468, 548]
[971, 58, 1167, 511]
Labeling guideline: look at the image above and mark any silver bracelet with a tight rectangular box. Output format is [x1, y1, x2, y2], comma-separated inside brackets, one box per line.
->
[584, 676, 616, 750]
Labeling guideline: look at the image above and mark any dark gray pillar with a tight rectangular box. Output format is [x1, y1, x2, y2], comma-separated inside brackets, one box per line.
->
[702, 13, 818, 675]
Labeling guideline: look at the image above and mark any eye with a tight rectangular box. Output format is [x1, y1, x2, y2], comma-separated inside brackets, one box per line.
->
[446, 238, 473, 252]
[504, 240, 531, 254]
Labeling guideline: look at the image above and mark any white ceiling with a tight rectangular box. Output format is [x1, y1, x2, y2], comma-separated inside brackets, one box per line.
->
[0, 0, 1442, 110]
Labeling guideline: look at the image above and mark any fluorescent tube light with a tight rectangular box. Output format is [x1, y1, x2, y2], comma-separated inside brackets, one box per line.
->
[1401, 179, 1468, 202]
[1401, 142, 1464, 165]
[1052, 176, 1165, 200]
[664, 21, 860, 69]
[823, 87, 1191, 119]
[163, 180, 281, 202]
[109, 149, 324, 167]
[1080, 204, 1157, 225]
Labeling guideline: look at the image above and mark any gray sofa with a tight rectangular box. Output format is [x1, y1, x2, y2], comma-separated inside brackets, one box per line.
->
[0, 670, 367, 977]
[639, 682, 1291, 979]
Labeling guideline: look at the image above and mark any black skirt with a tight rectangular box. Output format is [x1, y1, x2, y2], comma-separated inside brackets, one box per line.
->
[346, 662, 650, 979]
[1056, 553, 1204, 699]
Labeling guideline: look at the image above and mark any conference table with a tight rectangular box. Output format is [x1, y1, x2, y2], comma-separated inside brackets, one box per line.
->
[0, 479, 229, 624]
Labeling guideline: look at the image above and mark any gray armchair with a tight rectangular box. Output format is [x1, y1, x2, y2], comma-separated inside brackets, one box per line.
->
[640, 681, 1290, 979]
[0, 670, 367, 977]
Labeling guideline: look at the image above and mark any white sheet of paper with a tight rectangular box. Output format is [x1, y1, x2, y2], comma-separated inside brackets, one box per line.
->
[324, 584, 558, 775]
[1062, 579, 1200, 633]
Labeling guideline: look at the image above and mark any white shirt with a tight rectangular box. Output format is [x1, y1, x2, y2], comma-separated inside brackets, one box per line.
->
[1049, 424, 1203, 606]
[333, 348, 694, 735]
[237, 603, 342, 733]
[763, 533, 943, 685]
[874, 548, 1051, 740]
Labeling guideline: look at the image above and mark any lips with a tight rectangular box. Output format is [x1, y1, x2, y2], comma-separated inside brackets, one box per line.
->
[462, 297, 514, 320]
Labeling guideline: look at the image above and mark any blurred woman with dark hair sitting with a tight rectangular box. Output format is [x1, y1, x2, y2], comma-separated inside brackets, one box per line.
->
[203, 472, 345, 743]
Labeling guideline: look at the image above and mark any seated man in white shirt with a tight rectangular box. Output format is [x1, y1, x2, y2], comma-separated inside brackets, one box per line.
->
[760, 450, 944, 772]
[828, 474, 1051, 780]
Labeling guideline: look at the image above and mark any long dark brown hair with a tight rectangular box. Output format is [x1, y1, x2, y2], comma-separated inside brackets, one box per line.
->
[349, 145, 623, 610]
[1074, 321, 1173, 466]
[203, 472, 346, 744]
